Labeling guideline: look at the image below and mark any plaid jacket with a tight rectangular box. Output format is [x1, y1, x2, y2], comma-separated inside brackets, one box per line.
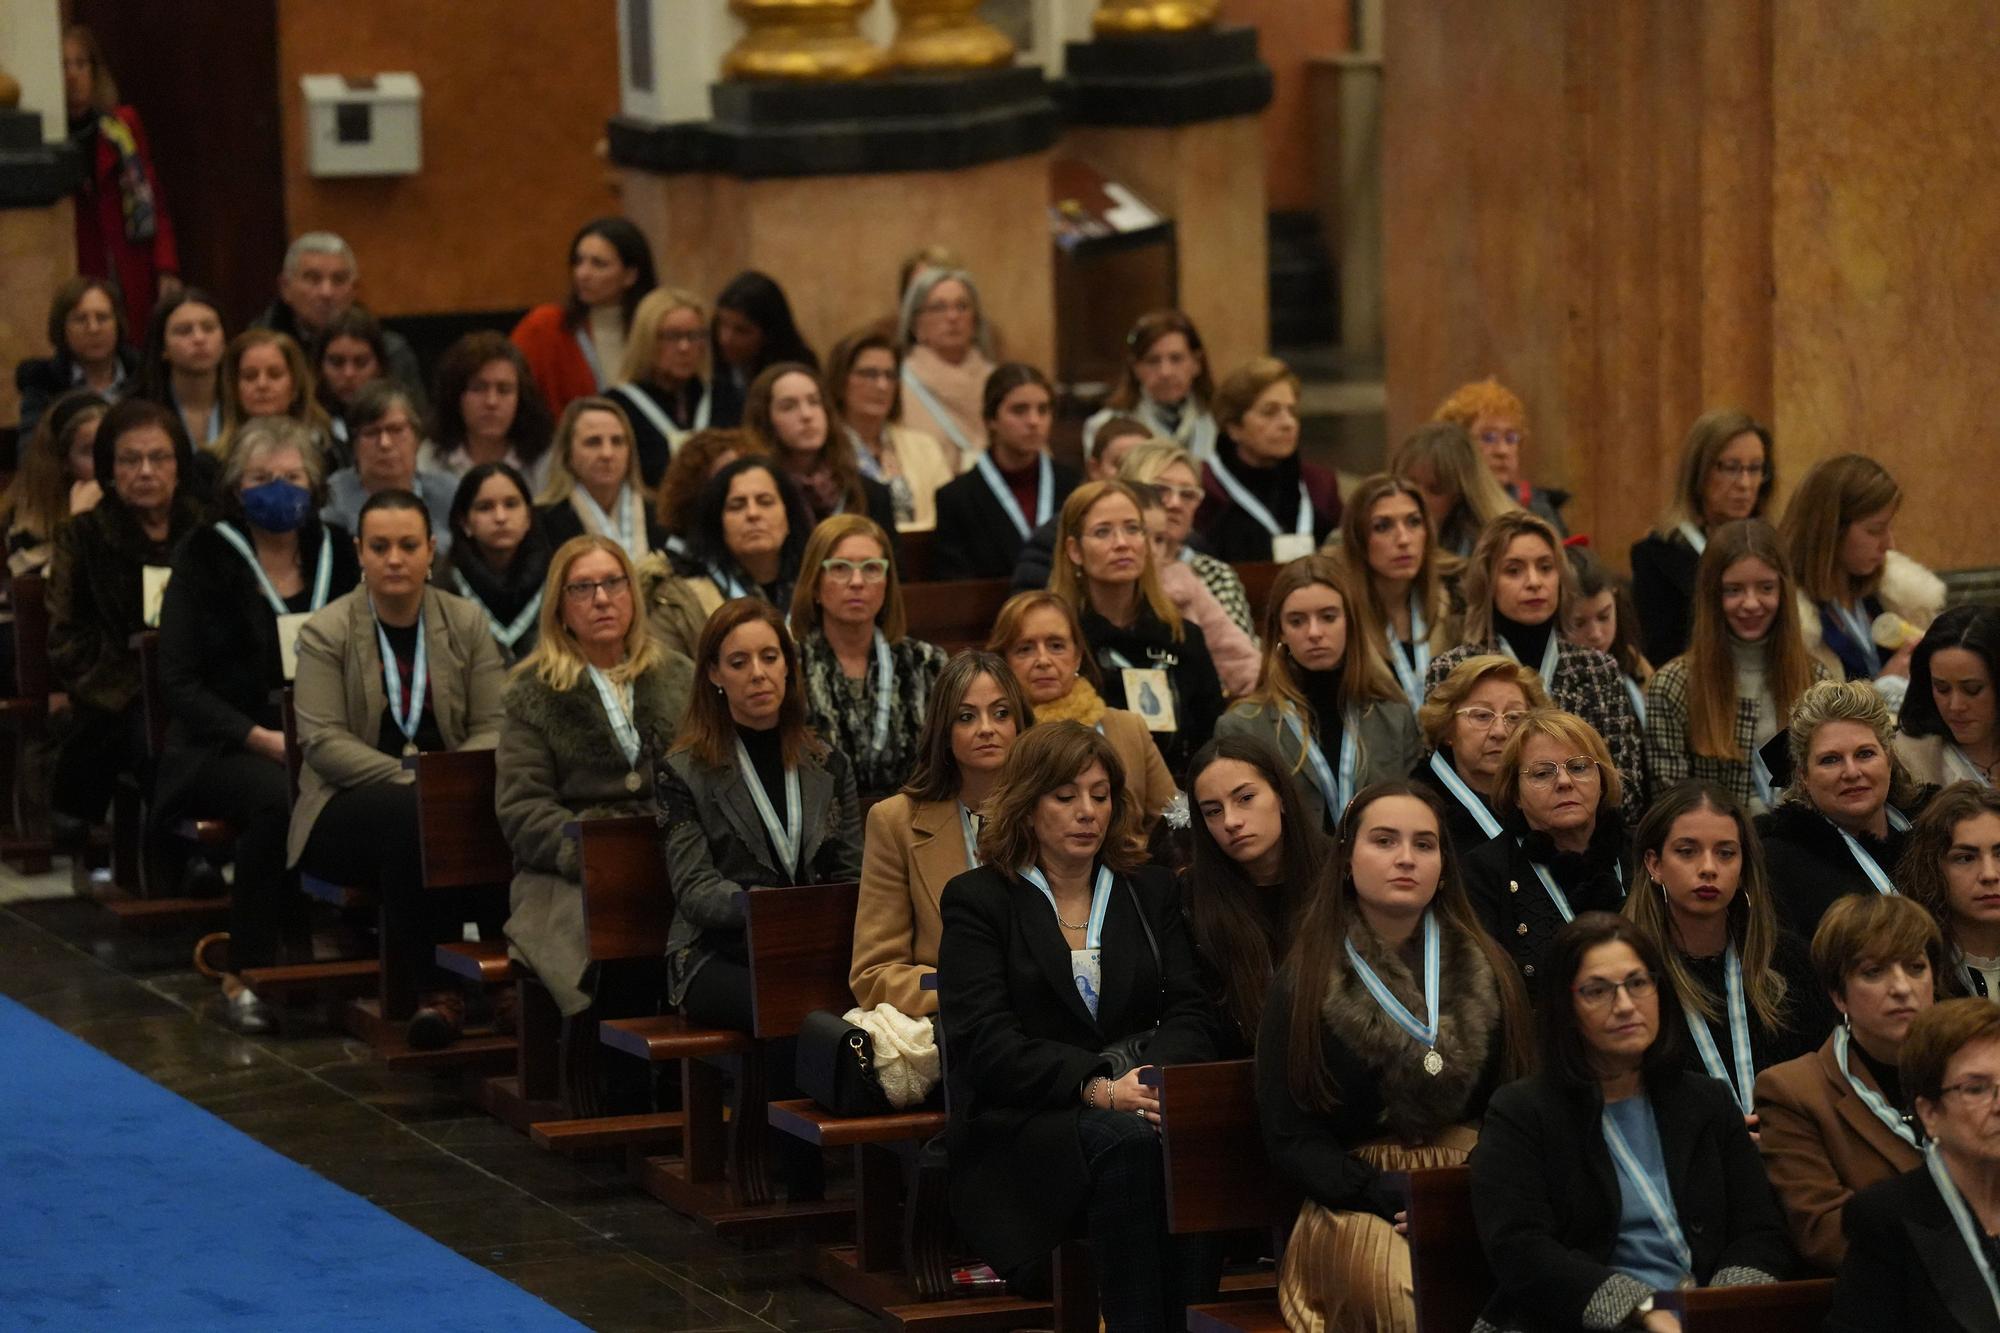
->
[1643, 655, 1830, 811]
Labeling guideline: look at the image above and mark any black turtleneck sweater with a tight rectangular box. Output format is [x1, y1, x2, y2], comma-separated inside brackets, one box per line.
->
[1206, 438, 1317, 563]
[1297, 664, 1346, 748]
[1491, 608, 1556, 677]
[736, 721, 787, 824]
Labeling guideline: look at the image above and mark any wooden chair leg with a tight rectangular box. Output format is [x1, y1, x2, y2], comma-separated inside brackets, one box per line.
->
[852, 1140, 907, 1273]
[905, 1135, 955, 1300]
[516, 978, 561, 1102]
[726, 1042, 774, 1207]
[682, 1057, 728, 1184]
[1052, 1239, 1098, 1333]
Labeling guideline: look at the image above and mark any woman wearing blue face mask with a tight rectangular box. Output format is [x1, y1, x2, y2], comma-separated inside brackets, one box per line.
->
[157, 415, 359, 1032]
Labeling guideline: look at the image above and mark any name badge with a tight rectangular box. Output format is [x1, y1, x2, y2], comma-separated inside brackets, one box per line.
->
[142, 565, 173, 629]
[276, 611, 311, 682]
[1270, 532, 1315, 563]
[1121, 667, 1177, 733]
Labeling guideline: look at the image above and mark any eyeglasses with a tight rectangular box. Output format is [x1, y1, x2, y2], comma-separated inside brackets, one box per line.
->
[1712, 460, 1766, 480]
[562, 574, 631, 603]
[1477, 429, 1523, 447]
[359, 420, 416, 443]
[920, 299, 973, 318]
[1522, 756, 1601, 786]
[114, 450, 176, 473]
[821, 557, 889, 584]
[1941, 1078, 2000, 1107]
[1574, 972, 1657, 1008]
[849, 367, 898, 384]
[661, 329, 709, 347]
[1456, 706, 1529, 733]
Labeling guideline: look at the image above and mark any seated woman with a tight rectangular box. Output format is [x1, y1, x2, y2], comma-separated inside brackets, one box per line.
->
[1136, 483, 1259, 696]
[1259, 780, 1533, 1332]
[1894, 604, 2000, 789]
[210, 328, 330, 465]
[1469, 913, 1791, 1333]
[157, 417, 358, 1032]
[534, 396, 664, 560]
[3, 391, 107, 582]
[47, 399, 204, 824]
[744, 362, 897, 539]
[1644, 519, 1826, 816]
[851, 651, 1031, 1017]
[827, 323, 961, 533]
[712, 270, 816, 408]
[1754, 893, 1937, 1271]
[1757, 679, 1923, 939]
[1196, 356, 1340, 563]
[1082, 308, 1219, 464]
[1052, 479, 1222, 775]
[928, 363, 1080, 581]
[497, 535, 692, 1101]
[652, 427, 757, 560]
[1217, 554, 1420, 831]
[937, 721, 1217, 1329]
[1385, 420, 1520, 560]
[1338, 472, 1454, 711]
[1119, 439, 1252, 636]
[1899, 781, 2000, 999]
[895, 266, 996, 465]
[319, 383, 457, 541]
[1566, 547, 1653, 727]
[509, 217, 656, 417]
[1432, 376, 1567, 534]
[422, 331, 554, 489]
[1779, 453, 1945, 713]
[1410, 654, 1551, 858]
[987, 590, 1174, 839]
[790, 514, 947, 800]
[608, 287, 725, 488]
[14, 276, 136, 437]
[647, 456, 809, 660]
[1623, 782, 1828, 1122]
[309, 306, 387, 466]
[657, 598, 861, 1196]
[1460, 709, 1630, 1002]
[136, 287, 225, 451]
[1425, 509, 1644, 821]
[1629, 408, 1773, 666]
[1185, 735, 1332, 1056]
[288, 490, 507, 1047]
[434, 463, 550, 666]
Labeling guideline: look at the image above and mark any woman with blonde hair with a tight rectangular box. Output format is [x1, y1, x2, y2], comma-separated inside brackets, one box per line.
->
[1410, 654, 1551, 856]
[534, 394, 663, 558]
[1629, 408, 1774, 665]
[496, 535, 693, 1098]
[1623, 782, 1826, 1128]
[1, 391, 107, 580]
[1216, 555, 1419, 831]
[825, 324, 957, 533]
[1387, 420, 1520, 559]
[1198, 356, 1341, 563]
[1779, 453, 1944, 704]
[1645, 519, 1827, 814]
[608, 286, 733, 487]
[789, 513, 947, 799]
[1431, 376, 1566, 534]
[986, 589, 1175, 837]
[1897, 781, 2000, 999]
[1459, 710, 1630, 1000]
[1118, 438, 1252, 635]
[1052, 478, 1222, 774]
[1337, 472, 1453, 710]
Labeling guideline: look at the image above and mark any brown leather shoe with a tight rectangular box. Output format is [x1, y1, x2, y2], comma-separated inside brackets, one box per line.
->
[406, 990, 465, 1050]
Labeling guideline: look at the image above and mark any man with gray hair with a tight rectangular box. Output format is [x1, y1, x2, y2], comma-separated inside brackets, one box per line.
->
[253, 230, 425, 406]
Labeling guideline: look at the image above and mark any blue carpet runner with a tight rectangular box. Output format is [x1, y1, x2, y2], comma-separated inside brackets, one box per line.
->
[0, 996, 585, 1331]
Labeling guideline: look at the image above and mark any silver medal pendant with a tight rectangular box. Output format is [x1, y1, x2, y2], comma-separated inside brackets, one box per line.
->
[402, 741, 419, 757]
[1423, 1049, 1443, 1076]
[624, 771, 642, 793]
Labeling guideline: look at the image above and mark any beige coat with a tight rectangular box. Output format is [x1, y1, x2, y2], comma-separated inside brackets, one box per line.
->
[287, 587, 506, 864]
[850, 795, 971, 1016]
[878, 422, 961, 532]
[645, 573, 725, 662]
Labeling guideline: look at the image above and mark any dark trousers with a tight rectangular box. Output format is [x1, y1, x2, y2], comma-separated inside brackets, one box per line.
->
[194, 749, 301, 971]
[51, 700, 147, 822]
[680, 952, 825, 1199]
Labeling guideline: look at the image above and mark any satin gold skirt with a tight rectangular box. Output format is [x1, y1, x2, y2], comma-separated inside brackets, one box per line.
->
[1276, 1125, 1480, 1333]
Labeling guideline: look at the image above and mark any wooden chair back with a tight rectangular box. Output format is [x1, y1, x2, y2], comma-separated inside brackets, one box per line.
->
[1402, 1165, 1494, 1333]
[408, 748, 511, 890]
[1235, 561, 1281, 619]
[12, 571, 51, 702]
[741, 879, 861, 1040]
[1154, 1060, 1293, 1234]
[574, 814, 670, 961]
[898, 529, 935, 584]
[279, 687, 303, 801]
[901, 579, 1017, 654]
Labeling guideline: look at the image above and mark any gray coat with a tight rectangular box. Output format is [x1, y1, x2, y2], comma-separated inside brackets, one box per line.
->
[496, 652, 695, 1015]
[1215, 696, 1422, 829]
[656, 738, 863, 1006]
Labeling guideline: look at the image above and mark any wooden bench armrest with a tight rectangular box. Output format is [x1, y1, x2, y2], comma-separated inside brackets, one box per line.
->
[1659, 1277, 1835, 1329]
[766, 1098, 946, 1147]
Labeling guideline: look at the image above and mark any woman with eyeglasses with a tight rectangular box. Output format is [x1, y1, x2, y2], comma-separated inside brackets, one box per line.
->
[1469, 913, 1791, 1333]
[789, 514, 947, 800]
[1432, 376, 1567, 535]
[1623, 783, 1829, 1132]
[607, 288, 737, 488]
[497, 535, 692, 1106]
[1460, 710, 1630, 1002]
[1117, 439, 1253, 637]
[1827, 999, 2000, 1331]
[1893, 605, 2000, 791]
[895, 267, 996, 466]
[826, 325, 956, 533]
[648, 455, 811, 661]
[1754, 893, 1937, 1272]
[1898, 781, 2000, 1000]
[1410, 654, 1552, 858]
[1259, 780, 1534, 1331]
[1629, 409, 1774, 667]
[1338, 473, 1453, 712]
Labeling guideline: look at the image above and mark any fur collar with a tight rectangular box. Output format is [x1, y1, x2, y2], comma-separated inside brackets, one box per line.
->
[502, 659, 687, 767]
[1320, 916, 1503, 1141]
[1033, 676, 1108, 727]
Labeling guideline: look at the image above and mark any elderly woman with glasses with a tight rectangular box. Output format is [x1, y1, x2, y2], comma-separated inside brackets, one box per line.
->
[1409, 654, 1553, 858]
[1459, 709, 1631, 1002]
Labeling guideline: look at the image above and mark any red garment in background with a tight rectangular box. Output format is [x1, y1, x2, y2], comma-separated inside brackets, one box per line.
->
[72, 106, 179, 335]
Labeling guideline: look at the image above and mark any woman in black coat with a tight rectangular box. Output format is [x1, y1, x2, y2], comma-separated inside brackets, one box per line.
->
[1469, 913, 1793, 1333]
[938, 721, 1217, 1332]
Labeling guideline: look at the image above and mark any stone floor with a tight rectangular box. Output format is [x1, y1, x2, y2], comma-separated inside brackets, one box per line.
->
[0, 864, 879, 1333]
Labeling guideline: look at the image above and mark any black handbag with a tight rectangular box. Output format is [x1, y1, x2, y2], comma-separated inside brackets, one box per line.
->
[796, 1008, 895, 1116]
[1096, 877, 1166, 1080]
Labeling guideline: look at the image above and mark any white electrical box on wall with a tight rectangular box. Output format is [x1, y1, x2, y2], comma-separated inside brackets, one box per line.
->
[301, 73, 422, 178]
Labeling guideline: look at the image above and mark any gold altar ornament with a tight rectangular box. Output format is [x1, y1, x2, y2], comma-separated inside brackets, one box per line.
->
[889, 0, 1017, 71]
[723, 0, 892, 81]
[1092, 0, 1221, 37]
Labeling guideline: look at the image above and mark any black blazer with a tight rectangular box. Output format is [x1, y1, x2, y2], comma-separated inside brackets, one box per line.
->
[14, 345, 140, 436]
[1469, 1069, 1794, 1333]
[1756, 799, 1911, 941]
[937, 861, 1215, 1275]
[1829, 1165, 2000, 1333]
[928, 459, 1081, 582]
[153, 518, 360, 818]
[1407, 748, 1504, 861]
[536, 499, 670, 556]
[1460, 815, 1629, 1005]
[47, 491, 204, 714]
[1630, 530, 1700, 668]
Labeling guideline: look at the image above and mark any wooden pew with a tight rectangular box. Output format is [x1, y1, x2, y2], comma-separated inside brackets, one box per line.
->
[900, 579, 1017, 655]
[0, 570, 55, 873]
[1235, 561, 1280, 619]
[1663, 1278, 1837, 1332]
[899, 529, 935, 584]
